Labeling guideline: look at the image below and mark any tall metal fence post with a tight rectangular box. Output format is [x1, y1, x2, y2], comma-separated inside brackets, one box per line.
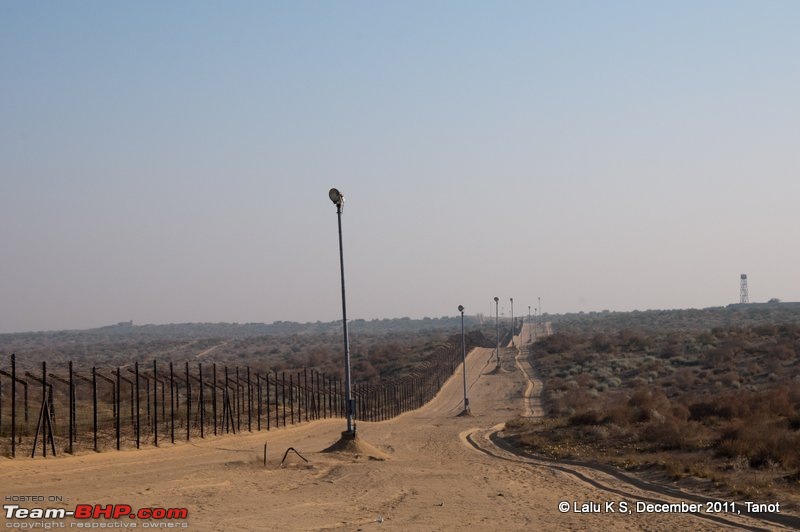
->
[135, 362, 140, 449]
[92, 366, 98, 452]
[67, 361, 73, 453]
[169, 362, 175, 444]
[266, 370, 271, 430]
[185, 361, 191, 441]
[274, 371, 279, 428]
[153, 360, 158, 447]
[199, 363, 204, 439]
[115, 367, 121, 450]
[212, 363, 218, 436]
[246, 366, 251, 432]
[223, 366, 229, 433]
[282, 372, 286, 427]
[303, 369, 308, 422]
[235, 367, 241, 432]
[289, 373, 294, 425]
[256, 373, 262, 431]
[11, 354, 16, 458]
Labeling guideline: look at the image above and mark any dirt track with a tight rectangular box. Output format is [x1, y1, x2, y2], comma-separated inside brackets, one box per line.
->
[2, 323, 795, 530]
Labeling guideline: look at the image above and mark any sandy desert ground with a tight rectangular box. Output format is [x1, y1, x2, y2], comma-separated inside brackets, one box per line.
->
[2, 323, 796, 531]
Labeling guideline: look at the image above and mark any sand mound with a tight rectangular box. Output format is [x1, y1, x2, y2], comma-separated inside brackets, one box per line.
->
[322, 434, 389, 461]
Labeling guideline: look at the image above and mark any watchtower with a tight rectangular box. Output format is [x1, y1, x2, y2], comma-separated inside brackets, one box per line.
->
[740, 274, 749, 304]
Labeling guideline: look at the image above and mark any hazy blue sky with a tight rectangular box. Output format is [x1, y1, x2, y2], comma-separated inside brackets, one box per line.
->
[1, 1, 798, 333]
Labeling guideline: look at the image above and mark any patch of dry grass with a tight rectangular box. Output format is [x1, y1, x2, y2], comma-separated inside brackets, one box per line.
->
[508, 323, 800, 512]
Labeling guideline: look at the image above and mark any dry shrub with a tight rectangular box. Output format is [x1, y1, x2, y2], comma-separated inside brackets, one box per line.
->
[568, 410, 605, 426]
[504, 416, 535, 431]
[539, 333, 580, 354]
[718, 418, 800, 469]
[689, 386, 798, 423]
[617, 329, 652, 351]
[642, 417, 687, 450]
[591, 333, 615, 353]
[674, 367, 695, 390]
[627, 386, 671, 423]
[758, 386, 795, 418]
[558, 387, 596, 416]
[573, 373, 596, 388]
[664, 455, 715, 480]
[689, 400, 734, 421]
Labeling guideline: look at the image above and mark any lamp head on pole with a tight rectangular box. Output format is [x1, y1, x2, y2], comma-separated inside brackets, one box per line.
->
[329, 188, 344, 208]
[458, 305, 464, 314]
[493, 297, 499, 303]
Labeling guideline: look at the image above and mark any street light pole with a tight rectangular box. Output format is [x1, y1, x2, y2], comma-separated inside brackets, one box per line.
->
[510, 297, 514, 347]
[538, 296, 542, 337]
[458, 305, 469, 414]
[329, 188, 355, 438]
[494, 297, 500, 369]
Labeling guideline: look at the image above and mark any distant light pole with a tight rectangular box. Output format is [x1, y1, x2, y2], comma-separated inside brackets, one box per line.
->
[510, 297, 514, 347]
[458, 305, 470, 414]
[528, 305, 531, 342]
[494, 297, 500, 369]
[538, 296, 542, 337]
[329, 188, 355, 439]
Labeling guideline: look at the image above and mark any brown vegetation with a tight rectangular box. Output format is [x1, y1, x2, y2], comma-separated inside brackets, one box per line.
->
[505, 317, 800, 508]
[0, 317, 498, 382]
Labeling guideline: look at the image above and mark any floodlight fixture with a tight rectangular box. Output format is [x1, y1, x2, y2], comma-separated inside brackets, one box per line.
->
[329, 188, 344, 207]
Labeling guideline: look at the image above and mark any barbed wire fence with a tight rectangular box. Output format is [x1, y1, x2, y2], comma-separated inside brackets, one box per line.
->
[0, 329, 510, 458]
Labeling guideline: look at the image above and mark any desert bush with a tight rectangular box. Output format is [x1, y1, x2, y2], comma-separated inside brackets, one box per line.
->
[538, 332, 580, 354]
[718, 418, 800, 469]
[674, 368, 696, 390]
[627, 386, 671, 422]
[568, 410, 605, 426]
[617, 329, 653, 351]
[590, 333, 615, 353]
[642, 417, 687, 450]
[689, 400, 734, 421]
[506, 308, 800, 505]
[573, 373, 596, 388]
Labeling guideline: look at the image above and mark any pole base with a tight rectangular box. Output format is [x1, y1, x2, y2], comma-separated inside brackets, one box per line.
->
[322, 432, 388, 461]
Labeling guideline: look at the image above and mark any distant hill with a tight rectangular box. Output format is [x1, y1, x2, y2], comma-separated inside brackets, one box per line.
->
[0, 315, 478, 344]
[551, 302, 800, 335]
[0, 315, 499, 373]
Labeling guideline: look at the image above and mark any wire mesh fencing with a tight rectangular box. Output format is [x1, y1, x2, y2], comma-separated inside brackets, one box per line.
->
[1, 338, 478, 458]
